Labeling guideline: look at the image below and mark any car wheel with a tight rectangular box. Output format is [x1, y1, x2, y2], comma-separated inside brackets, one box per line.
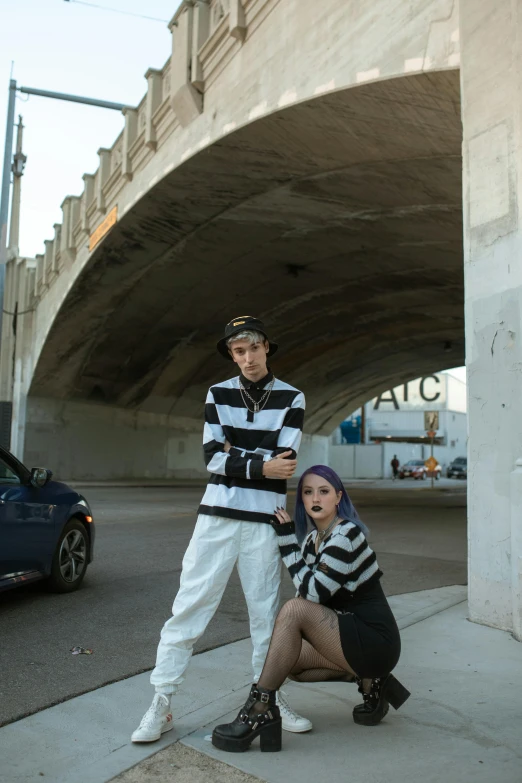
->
[47, 518, 89, 593]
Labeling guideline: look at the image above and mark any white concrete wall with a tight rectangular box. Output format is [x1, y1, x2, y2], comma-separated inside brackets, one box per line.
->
[447, 375, 468, 413]
[330, 444, 386, 479]
[24, 398, 469, 483]
[24, 398, 206, 481]
[329, 445, 356, 478]
[296, 434, 330, 477]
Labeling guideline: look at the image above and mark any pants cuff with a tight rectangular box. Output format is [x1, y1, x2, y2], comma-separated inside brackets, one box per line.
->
[154, 683, 178, 696]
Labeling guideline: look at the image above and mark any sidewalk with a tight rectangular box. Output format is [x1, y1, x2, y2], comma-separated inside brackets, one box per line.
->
[1, 585, 520, 783]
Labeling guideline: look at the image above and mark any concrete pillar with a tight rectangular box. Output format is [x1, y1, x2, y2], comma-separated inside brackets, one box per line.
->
[169, 2, 203, 127]
[229, 0, 246, 41]
[44, 239, 53, 282]
[60, 197, 72, 263]
[96, 149, 111, 212]
[122, 108, 138, 180]
[461, 0, 522, 632]
[35, 253, 45, 295]
[68, 197, 81, 252]
[191, 2, 210, 91]
[81, 174, 95, 234]
[145, 69, 163, 149]
[51, 224, 61, 274]
[59, 196, 80, 264]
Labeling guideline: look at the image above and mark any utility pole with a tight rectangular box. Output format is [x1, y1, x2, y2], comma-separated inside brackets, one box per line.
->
[0, 77, 126, 345]
[8, 116, 26, 259]
[0, 76, 127, 451]
[0, 80, 17, 324]
[430, 433, 435, 489]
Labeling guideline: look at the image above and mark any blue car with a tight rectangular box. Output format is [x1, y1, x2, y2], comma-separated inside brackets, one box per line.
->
[0, 446, 94, 593]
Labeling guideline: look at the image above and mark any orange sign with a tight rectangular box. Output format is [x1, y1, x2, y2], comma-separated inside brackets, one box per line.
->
[89, 206, 118, 251]
[425, 457, 438, 471]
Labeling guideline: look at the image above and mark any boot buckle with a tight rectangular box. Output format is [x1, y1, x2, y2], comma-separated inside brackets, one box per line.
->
[260, 692, 270, 704]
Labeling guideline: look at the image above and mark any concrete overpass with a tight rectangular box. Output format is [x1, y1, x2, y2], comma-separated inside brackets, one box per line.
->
[1, 0, 521, 637]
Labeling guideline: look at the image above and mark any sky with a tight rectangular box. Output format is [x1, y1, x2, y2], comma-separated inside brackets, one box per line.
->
[0, 0, 180, 257]
[444, 366, 466, 383]
[0, 0, 466, 384]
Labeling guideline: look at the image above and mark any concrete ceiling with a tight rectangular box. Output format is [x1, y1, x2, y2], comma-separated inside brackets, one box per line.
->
[31, 69, 464, 435]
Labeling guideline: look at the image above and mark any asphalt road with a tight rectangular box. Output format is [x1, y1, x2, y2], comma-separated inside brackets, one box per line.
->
[0, 484, 466, 727]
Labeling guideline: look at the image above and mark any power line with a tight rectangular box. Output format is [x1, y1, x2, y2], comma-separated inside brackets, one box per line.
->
[63, 0, 169, 23]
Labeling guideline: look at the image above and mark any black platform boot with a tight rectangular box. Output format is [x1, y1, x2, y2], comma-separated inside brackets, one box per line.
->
[353, 674, 410, 726]
[212, 685, 282, 753]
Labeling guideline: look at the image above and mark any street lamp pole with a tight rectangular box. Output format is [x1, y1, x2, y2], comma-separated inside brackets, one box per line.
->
[0, 78, 126, 345]
[0, 79, 17, 319]
[0, 77, 127, 450]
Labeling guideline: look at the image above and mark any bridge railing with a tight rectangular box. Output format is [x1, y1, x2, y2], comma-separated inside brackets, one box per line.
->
[7, 1, 254, 322]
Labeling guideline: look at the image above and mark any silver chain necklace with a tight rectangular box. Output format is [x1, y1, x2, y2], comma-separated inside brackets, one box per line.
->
[239, 376, 276, 414]
[317, 515, 340, 541]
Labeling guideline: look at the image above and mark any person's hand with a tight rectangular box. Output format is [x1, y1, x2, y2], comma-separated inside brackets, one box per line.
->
[318, 562, 328, 573]
[263, 451, 297, 479]
[272, 507, 292, 525]
[224, 440, 231, 453]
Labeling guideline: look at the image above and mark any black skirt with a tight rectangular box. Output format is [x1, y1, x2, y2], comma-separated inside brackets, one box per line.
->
[335, 580, 401, 678]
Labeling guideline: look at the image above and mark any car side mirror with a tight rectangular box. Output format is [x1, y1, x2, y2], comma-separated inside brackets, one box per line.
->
[30, 467, 52, 488]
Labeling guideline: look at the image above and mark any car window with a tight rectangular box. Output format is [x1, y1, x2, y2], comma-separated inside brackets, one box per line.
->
[0, 456, 21, 483]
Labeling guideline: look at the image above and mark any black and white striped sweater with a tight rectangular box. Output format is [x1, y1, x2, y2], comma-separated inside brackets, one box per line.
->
[275, 518, 382, 607]
[198, 375, 305, 524]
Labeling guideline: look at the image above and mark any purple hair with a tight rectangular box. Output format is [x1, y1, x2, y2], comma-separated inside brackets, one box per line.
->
[295, 465, 369, 542]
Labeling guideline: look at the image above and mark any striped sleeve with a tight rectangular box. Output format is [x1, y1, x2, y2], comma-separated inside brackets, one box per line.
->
[274, 520, 379, 603]
[270, 391, 305, 460]
[203, 389, 264, 480]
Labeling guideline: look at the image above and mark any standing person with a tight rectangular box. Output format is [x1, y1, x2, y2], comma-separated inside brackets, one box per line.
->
[391, 455, 400, 481]
[212, 465, 409, 753]
[132, 316, 312, 742]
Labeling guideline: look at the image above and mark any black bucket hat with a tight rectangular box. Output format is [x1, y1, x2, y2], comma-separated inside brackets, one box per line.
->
[217, 316, 279, 361]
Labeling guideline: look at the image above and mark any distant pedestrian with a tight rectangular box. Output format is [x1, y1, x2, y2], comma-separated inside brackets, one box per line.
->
[391, 455, 400, 481]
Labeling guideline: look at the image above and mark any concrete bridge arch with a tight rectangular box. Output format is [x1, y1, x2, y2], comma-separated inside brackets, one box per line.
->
[29, 68, 463, 438]
[1, 0, 522, 635]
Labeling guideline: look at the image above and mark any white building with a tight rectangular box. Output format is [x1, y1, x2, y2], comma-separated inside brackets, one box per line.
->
[330, 374, 467, 478]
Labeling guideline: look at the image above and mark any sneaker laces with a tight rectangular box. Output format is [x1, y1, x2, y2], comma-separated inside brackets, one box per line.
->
[138, 694, 170, 729]
[277, 689, 302, 721]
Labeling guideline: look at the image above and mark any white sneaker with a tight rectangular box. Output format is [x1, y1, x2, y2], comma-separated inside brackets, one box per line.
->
[277, 689, 313, 733]
[131, 694, 174, 743]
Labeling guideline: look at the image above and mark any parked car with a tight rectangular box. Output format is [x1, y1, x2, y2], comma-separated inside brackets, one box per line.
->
[399, 459, 441, 480]
[447, 457, 467, 479]
[0, 446, 94, 593]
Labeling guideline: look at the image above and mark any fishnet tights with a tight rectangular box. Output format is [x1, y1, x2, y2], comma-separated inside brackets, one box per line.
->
[257, 597, 356, 694]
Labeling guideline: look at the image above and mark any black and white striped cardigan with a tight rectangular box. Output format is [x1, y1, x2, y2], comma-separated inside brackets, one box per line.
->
[198, 376, 305, 524]
[275, 518, 382, 606]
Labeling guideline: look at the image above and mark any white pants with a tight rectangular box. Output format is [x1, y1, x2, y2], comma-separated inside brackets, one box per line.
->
[150, 514, 282, 694]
